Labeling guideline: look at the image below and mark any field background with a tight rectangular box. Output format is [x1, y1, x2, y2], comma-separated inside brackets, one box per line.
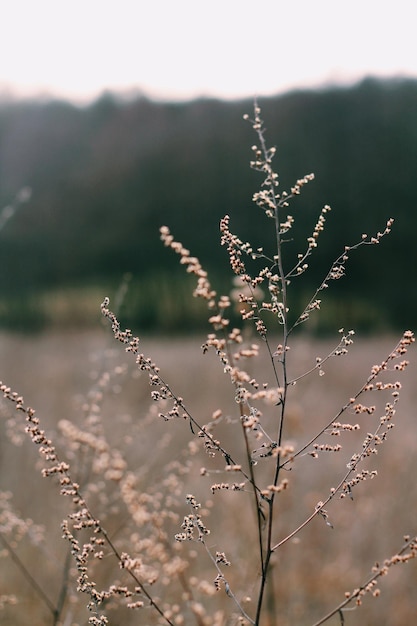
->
[1, 327, 416, 625]
[1, 76, 417, 625]
[1, 77, 417, 334]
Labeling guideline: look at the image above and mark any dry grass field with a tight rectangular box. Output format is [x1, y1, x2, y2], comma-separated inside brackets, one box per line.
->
[1, 326, 416, 625]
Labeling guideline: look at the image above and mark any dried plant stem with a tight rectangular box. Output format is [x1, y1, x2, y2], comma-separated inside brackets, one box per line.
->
[0, 384, 176, 626]
[250, 100, 291, 626]
[281, 331, 413, 471]
[311, 535, 417, 626]
[0, 531, 57, 620]
[53, 544, 72, 626]
[222, 330, 266, 572]
[273, 394, 392, 550]
[239, 400, 266, 571]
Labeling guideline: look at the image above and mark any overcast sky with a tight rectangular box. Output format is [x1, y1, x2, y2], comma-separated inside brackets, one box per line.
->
[1, 0, 416, 103]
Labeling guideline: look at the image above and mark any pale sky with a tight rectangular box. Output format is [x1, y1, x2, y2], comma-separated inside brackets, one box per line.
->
[1, 0, 416, 103]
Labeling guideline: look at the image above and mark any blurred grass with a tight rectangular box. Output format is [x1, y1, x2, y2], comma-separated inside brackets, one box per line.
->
[0, 330, 416, 624]
[0, 272, 392, 334]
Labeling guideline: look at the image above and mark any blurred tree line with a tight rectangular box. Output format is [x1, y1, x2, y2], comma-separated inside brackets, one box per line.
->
[0, 77, 416, 333]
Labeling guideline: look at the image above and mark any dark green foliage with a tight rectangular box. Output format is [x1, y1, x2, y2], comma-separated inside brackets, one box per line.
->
[0, 77, 416, 331]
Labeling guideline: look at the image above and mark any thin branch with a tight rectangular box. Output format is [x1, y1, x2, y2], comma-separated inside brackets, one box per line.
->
[0, 531, 57, 619]
[310, 535, 417, 626]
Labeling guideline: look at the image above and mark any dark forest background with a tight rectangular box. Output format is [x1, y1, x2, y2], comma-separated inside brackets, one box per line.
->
[0, 76, 416, 333]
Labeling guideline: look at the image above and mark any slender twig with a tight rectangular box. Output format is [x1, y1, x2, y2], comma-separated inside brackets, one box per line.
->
[281, 333, 410, 470]
[1, 385, 176, 626]
[272, 391, 400, 552]
[52, 542, 73, 626]
[0, 531, 57, 619]
[222, 331, 266, 573]
[311, 535, 417, 626]
[201, 539, 256, 625]
[250, 101, 291, 626]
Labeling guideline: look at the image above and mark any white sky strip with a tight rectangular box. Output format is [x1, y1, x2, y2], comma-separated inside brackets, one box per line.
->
[1, 0, 416, 102]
